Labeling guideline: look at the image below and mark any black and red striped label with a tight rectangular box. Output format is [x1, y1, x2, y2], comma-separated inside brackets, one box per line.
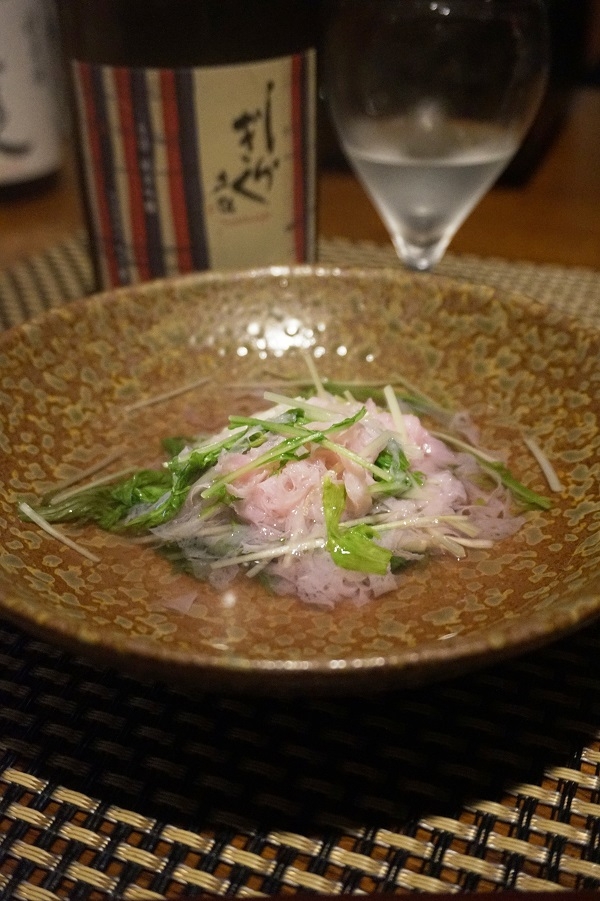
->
[72, 53, 316, 288]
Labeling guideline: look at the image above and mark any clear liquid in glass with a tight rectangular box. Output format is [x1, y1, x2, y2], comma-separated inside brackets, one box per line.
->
[343, 117, 517, 270]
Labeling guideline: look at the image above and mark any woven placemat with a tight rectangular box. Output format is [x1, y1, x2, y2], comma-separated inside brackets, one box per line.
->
[1, 230, 600, 328]
[1, 236, 600, 899]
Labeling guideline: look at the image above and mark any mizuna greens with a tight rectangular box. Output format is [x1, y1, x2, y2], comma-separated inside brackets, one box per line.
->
[21, 375, 554, 607]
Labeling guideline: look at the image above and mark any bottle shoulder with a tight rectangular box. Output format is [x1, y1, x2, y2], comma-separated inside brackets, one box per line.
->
[57, 0, 320, 68]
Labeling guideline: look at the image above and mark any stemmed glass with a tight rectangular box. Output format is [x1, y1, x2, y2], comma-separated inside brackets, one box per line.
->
[324, 0, 549, 271]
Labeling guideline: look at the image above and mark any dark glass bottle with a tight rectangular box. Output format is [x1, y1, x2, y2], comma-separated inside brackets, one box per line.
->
[57, 0, 319, 289]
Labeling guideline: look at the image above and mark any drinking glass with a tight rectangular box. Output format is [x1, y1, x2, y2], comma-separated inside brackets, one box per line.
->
[324, 0, 549, 271]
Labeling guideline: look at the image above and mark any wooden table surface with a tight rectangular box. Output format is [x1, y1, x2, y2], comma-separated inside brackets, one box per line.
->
[1, 87, 599, 273]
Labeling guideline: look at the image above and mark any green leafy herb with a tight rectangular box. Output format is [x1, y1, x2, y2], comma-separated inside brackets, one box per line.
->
[323, 478, 392, 575]
[30, 468, 172, 531]
[229, 408, 309, 435]
[432, 430, 552, 511]
[125, 443, 232, 530]
[30, 426, 250, 532]
[201, 407, 367, 502]
[161, 435, 194, 457]
[373, 439, 424, 495]
[276, 378, 455, 425]
[479, 460, 552, 510]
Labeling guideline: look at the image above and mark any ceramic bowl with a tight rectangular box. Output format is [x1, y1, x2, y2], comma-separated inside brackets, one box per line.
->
[0, 266, 598, 692]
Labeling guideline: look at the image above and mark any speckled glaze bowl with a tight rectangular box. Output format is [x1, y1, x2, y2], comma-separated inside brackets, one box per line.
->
[0, 266, 599, 693]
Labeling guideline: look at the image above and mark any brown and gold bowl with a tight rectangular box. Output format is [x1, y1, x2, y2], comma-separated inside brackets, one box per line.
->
[0, 266, 598, 693]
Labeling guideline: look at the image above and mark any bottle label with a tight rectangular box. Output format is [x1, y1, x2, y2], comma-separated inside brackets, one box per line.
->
[0, 0, 61, 186]
[71, 53, 317, 288]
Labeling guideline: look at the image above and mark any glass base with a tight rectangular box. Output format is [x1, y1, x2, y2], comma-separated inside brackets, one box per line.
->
[392, 235, 450, 272]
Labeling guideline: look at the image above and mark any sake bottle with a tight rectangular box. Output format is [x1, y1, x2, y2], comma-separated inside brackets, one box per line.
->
[56, 0, 319, 288]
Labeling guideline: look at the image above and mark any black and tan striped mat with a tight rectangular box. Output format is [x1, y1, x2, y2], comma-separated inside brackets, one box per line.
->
[2, 231, 600, 329]
[1, 236, 600, 899]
